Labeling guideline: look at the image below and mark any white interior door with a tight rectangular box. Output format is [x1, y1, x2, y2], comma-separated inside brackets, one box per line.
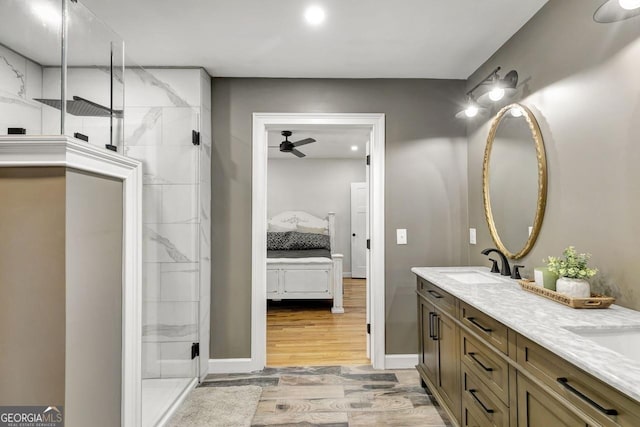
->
[350, 182, 368, 279]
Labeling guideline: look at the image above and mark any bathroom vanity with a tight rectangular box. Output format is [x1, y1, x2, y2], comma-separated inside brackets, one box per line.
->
[413, 266, 640, 427]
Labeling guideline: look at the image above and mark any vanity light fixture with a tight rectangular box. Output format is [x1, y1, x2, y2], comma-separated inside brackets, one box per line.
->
[594, 0, 640, 22]
[619, 0, 640, 10]
[477, 69, 519, 106]
[304, 5, 326, 26]
[455, 96, 487, 119]
[456, 66, 518, 119]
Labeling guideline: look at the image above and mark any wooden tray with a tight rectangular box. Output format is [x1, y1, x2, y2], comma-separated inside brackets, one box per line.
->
[518, 280, 615, 309]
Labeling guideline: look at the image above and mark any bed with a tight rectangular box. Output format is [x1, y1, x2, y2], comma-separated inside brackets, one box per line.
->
[266, 211, 344, 313]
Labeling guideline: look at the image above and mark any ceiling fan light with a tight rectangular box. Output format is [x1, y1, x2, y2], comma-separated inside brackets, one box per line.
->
[619, 0, 640, 10]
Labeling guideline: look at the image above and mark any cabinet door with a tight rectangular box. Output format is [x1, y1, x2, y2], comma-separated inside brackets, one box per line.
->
[436, 312, 461, 422]
[419, 297, 438, 383]
[517, 373, 589, 427]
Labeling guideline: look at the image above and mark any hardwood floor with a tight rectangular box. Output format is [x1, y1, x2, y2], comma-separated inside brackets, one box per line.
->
[267, 278, 369, 366]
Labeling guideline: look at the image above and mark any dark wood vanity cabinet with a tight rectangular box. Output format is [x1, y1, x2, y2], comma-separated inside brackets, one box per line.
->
[417, 278, 461, 424]
[415, 276, 640, 427]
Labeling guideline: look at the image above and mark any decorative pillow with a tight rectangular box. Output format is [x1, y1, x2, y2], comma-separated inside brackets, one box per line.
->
[297, 224, 329, 235]
[267, 232, 291, 250]
[286, 231, 331, 250]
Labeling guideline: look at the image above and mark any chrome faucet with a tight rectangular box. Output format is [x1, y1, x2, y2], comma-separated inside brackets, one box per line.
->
[481, 248, 511, 277]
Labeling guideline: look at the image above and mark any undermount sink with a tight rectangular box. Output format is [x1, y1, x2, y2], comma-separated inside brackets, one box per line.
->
[564, 326, 640, 361]
[441, 271, 504, 284]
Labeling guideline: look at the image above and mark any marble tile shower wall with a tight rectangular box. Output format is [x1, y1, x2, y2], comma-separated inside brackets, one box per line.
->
[1, 58, 212, 380]
[121, 68, 211, 380]
[0, 44, 43, 134]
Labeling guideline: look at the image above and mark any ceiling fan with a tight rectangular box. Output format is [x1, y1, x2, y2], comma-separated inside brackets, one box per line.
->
[269, 130, 316, 158]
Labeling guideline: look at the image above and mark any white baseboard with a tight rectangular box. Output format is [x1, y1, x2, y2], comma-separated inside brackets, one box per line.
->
[384, 354, 419, 369]
[208, 358, 255, 374]
[156, 377, 197, 427]
[343, 272, 352, 278]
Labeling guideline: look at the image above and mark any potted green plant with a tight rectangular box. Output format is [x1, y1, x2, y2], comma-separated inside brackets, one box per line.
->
[545, 246, 598, 298]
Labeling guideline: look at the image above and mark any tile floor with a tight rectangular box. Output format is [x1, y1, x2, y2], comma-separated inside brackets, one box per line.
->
[142, 378, 193, 427]
[202, 365, 452, 426]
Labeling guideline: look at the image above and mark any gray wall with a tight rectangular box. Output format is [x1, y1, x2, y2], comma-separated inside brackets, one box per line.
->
[467, 0, 640, 309]
[268, 158, 366, 274]
[212, 78, 468, 357]
[65, 170, 123, 427]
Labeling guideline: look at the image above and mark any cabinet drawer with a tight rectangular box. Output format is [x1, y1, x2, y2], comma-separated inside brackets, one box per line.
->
[461, 331, 509, 405]
[462, 366, 509, 427]
[417, 278, 456, 317]
[517, 334, 640, 427]
[460, 302, 509, 355]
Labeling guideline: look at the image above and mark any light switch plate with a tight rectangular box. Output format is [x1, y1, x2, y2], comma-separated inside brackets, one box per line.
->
[396, 229, 407, 245]
[469, 228, 477, 245]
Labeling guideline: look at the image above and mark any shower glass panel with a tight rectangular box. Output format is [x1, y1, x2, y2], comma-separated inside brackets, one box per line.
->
[0, 0, 61, 135]
[0, 0, 124, 148]
[124, 61, 202, 427]
[60, 0, 124, 148]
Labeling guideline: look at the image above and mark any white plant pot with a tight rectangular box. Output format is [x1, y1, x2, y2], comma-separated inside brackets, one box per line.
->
[556, 277, 591, 298]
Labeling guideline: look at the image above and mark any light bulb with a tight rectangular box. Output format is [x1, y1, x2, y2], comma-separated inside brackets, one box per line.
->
[31, 1, 62, 27]
[489, 87, 505, 102]
[619, 0, 640, 10]
[304, 6, 326, 26]
[351, 145, 358, 151]
[510, 107, 523, 118]
[464, 105, 479, 118]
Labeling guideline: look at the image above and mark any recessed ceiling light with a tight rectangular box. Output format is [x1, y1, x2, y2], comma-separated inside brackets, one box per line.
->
[351, 146, 358, 151]
[619, 0, 640, 10]
[31, 1, 62, 27]
[304, 5, 326, 26]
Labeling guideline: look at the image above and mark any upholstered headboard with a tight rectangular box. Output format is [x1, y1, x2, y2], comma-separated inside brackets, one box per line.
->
[268, 211, 336, 253]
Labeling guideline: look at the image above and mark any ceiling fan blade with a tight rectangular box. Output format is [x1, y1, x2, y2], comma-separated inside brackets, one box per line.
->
[291, 148, 306, 158]
[292, 138, 315, 147]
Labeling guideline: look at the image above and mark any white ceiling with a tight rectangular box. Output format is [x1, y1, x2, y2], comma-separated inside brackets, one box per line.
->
[77, 0, 548, 79]
[268, 127, 370, 159]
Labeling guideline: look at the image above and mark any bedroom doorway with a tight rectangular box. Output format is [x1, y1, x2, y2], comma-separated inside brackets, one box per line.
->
[252, 113, 386, 370]
[265, 127, 369, 366]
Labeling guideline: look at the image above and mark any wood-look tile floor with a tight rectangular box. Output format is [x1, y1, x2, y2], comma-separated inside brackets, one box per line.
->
[267, 278, 369, 366]
[202, 365, 452, 426]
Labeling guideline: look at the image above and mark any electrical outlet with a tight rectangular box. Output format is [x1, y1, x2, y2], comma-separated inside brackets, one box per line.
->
[396, 229, 407, 245]
[469, 228, 477, 245]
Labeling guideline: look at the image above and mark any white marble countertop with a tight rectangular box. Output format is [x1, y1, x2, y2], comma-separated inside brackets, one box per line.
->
[412, 266, 640, 402]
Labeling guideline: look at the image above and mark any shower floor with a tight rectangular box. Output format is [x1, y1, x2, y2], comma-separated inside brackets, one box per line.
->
[142, 378, 193, 427]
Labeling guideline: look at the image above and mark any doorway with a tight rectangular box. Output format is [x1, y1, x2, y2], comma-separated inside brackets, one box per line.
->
[251, 113, 386, 370]
[265, 127, 369, 366]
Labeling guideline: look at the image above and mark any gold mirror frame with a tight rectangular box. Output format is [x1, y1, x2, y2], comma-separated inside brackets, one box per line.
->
[483, 103, 547, 259]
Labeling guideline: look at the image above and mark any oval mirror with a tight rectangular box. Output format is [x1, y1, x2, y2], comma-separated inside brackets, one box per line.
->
[483, 103, 547, 259]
